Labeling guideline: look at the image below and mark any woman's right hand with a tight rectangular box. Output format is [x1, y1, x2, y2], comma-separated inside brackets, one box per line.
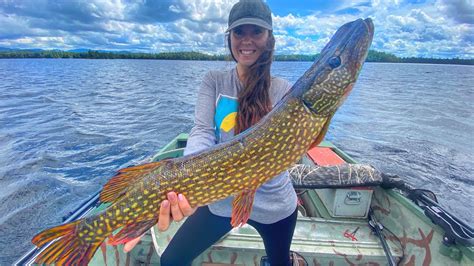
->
[123, 192, 197, 253]
[158, 192, 197, 230]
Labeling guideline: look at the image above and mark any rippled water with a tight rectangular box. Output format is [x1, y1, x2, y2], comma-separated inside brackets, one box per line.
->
[0, 59, 472, 264]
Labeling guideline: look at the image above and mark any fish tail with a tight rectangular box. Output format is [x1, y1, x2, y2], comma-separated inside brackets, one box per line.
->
[32, 220, 80, 247]
[32, 220, 104, 265]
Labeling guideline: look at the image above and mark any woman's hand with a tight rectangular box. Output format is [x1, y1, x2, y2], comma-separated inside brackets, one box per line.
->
[123, 192, 197, 253]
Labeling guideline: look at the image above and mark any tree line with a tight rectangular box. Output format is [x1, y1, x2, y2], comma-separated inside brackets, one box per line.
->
[0, 49, 472, 65]
[365, 50, 472, 65]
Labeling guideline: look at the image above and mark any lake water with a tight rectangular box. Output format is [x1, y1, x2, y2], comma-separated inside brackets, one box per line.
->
[0, 59, 472, 264]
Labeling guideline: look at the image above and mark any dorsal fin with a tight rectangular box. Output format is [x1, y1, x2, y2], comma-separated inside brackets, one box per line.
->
[99, 161, 164, 203]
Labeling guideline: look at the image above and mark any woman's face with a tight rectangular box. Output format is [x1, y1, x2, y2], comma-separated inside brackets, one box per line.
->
[230, 24, 269, 67]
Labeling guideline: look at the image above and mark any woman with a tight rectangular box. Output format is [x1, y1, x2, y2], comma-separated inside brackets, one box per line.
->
[125, 1, 297, 265]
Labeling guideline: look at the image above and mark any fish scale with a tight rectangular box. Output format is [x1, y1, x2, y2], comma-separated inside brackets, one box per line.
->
[78, 100, 315, 242]
[155, 98, 324, 207]
[31, 18, 374, 265]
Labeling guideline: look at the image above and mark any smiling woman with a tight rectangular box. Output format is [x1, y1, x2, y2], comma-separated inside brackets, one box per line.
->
[122, 0, 300, 265]
[229, 25, 270, 67]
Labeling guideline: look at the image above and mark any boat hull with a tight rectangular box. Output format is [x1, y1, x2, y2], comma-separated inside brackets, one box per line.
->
[21, 133, 473, 265]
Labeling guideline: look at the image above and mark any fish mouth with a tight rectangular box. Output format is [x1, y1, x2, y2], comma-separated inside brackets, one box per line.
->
[364, 18, 374, 39]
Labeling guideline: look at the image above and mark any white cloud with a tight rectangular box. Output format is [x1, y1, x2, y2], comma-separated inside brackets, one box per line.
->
[184, 0, 234, 22]
[87, 0, 126, 20]
[437, 0, 474, 24]
[272, 13, 361, 54]
[0, 0, 472, 58]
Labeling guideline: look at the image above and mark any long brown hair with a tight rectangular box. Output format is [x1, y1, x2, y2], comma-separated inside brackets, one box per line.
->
[228, 31, 275, 134]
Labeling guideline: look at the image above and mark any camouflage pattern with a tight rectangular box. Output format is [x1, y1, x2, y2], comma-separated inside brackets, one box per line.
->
[85, 139, 473, 266]
[289, 163, 383, 189]
[88, 186, 473, 266]
[371, 187, 474, 266]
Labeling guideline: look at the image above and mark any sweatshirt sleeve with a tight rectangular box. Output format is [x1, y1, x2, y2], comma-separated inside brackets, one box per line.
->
[270, 77, 293, 106]
[184, 71, 217, 156]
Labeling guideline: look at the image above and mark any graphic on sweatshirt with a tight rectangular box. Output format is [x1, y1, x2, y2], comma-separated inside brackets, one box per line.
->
[215, 94, 238, 142]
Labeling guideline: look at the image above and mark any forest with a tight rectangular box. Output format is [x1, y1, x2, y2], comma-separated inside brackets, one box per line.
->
[0, 49, 472, 65]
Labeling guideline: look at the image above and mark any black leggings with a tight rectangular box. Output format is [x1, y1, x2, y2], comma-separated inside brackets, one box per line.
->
[161, 206, 298, 266]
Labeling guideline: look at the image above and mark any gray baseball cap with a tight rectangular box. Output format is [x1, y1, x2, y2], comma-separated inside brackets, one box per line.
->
[227, 0, 273, 32]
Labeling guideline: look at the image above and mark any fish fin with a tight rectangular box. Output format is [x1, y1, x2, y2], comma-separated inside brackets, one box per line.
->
[100, 161, 164, 203]
[107, 219, 157, 245]
[32, 220, 104, 265]
[309, 116, 332, 149]
[32, 220, 80, 247]
[231, 190, 256, 227]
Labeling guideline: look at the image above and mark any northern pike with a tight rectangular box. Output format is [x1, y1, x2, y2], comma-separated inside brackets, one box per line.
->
[32, 18, 374, 265]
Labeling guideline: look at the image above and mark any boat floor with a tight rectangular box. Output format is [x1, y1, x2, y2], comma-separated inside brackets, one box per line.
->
[89, 202, 402, 266]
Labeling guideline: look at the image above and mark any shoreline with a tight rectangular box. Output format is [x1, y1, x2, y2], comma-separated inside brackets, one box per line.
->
[0, 50, 472, 65]
[1, 57, 473, 66]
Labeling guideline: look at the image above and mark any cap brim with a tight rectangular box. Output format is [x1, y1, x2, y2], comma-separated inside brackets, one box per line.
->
[226, 18, 272, 32]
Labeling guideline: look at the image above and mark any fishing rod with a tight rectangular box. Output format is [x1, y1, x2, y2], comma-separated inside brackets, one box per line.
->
[384, 174, 474, 247]
[368, 208, 397, 266]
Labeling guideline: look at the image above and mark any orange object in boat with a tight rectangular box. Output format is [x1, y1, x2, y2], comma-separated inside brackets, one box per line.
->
[307, 147, 345, 166]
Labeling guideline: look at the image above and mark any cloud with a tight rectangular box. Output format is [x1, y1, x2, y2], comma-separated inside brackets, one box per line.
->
[127, 0, 190, 23]
[373, 5, 473, 57]
[0, 0, 128, 37]
[0, 0, 235, 53]
[270, 0, 473, 58]
[0, 13, 39, 39]
[335, 1, 372, 14]
[0, 0, 472, 58]
[437, 0, 474, 24]
[386, 10, 450, 42]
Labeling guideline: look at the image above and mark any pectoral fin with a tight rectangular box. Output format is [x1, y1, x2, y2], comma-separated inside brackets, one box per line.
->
[107, 219, 157, 245]
[231, 190, 256, 227]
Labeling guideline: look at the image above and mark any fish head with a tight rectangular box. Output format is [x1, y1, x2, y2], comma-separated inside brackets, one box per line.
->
[294, 18, 374, 116]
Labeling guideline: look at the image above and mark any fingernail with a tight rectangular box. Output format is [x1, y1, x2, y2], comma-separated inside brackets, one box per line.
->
[162, 200, 169, 208]
[178, 194, 184, 201]
[168, 192, 177, 202]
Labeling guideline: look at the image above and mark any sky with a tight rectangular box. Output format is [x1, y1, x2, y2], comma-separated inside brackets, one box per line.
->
[0, 0, 473, 59]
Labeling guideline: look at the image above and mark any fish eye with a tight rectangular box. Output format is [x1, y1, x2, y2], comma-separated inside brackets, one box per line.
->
[328, 56, 341, 68]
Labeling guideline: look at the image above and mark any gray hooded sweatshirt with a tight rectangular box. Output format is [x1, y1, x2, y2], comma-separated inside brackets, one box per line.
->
[183, 68, 297, 224]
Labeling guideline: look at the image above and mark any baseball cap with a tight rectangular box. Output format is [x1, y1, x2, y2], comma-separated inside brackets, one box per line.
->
[227, 0, 273, 32]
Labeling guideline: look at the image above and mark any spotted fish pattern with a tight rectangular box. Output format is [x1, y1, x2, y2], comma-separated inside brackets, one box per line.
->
[31, 18, 374, 265]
